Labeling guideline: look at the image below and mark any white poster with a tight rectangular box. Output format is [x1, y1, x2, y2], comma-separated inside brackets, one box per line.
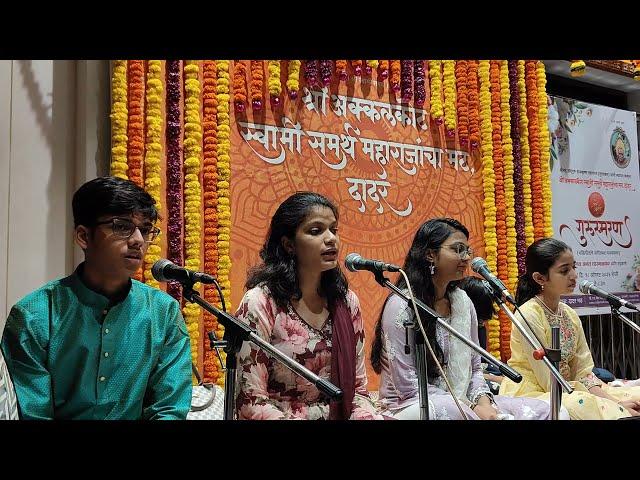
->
[549, 96, 640, 314]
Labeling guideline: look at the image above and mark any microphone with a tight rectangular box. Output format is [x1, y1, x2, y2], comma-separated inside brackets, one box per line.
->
[151, 259, 218, 285]
[344, 253, 401, 273]
[470, 257, 516, 304]
[579, 280, 639, 311]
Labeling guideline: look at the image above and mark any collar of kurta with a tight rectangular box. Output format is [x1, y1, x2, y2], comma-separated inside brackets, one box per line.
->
[66, 262, 133, 310]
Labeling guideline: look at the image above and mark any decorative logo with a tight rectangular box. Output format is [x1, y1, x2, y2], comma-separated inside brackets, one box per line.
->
[610, 127, 631, 168]
[588, 192, 605, 218]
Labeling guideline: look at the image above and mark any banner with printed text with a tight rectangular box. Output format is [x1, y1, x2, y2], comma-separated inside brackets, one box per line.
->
[550, 96, 640, 314]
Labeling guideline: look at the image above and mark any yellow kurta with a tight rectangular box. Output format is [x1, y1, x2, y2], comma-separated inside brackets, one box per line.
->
[499, 298, 640, 419]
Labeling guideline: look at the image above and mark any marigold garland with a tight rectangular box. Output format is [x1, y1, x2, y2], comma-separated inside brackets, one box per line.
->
[378, 60, 389, 80]
[304, 60, 319, 87]
[233, 60, 248, 112]
[490, 61, 509, 360]
[286, 60, 301, 99]
[414, 60, 426, 107]
[400, 60, 413, 103]
[319, 60, 333, 86]
[215, 60, 232, 386]
[500, 60, 517, 360]
[570, 60, 586, 77]
[455, 60, 469, 144]
[336, 60, 348, 81]
[537, 61, 553, 238]
[365, 60, 379, 75]
[443, 60, 457, 136]
[165, 60, 183, 302]
[202, 60, 222, 383]
[183, 61, 203, 367]
[518, 60, 534, 247]
[390, 60, 401, 92]
[478, 60, 500, 358]
[143, 60, 163, 289]
[127, 60, 145, 189]
[633, 60, 640, 81]
[526, 60, 544, 241]
[508, 60, 526, 275]
[125, 60, 145, 281]
[267, 60, 282, 106]
[467, 60, 480, 149]
[110, 60, 128, 179]
[429, 60, 443, 124]
[250, 60, 264, 111]
[351, 60, 363, 76]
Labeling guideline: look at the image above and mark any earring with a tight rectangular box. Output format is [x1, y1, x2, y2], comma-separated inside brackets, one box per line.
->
[429, 261, 435, 275]
[541, 284, 545, 291]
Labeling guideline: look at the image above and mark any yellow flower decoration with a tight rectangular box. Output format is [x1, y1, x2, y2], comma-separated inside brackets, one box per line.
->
[110, 60, 128, 179]
[443, 60, 457, 134]
[143, 60, 164, 288]
[537, 61, 553, 238]
[479, 60, 500, 358]
[517, 60, 534, 246]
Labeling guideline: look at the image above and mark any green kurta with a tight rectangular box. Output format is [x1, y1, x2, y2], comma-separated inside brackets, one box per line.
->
[1, 264, 192, 420]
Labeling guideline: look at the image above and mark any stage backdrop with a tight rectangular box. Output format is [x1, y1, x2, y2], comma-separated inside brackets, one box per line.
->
[111, 60, 554, 387]
[549, 96, 640, 314]
[228, 66, 485, 388]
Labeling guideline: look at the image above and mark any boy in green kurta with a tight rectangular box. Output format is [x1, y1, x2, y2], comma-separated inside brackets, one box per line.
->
[1, 176, 192, 419]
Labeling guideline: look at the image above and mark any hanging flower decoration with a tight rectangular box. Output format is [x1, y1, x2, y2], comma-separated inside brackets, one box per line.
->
[110, 60, 128, 179]
[143, 60, 163, 288]
[378, 60, 389, 80]
[267, 60, 282, 107]
[286, 60, 301, 100]
[165, 60, 183, 302]
[319, 60, 333, 86]
[537, 61, 553, 238]
[390, 60, 401, 92]
[233, 60, 248, 112]
[455, 60, 469, 145]
[400, 60, 413, 103]
[467, 60, 480, 149]
[443, 60, 457, 136]
[250, 60, 264, 111]
[414, 60, 426, 107]
[570, 60, 586, 77]
[429, 60, 443, 125]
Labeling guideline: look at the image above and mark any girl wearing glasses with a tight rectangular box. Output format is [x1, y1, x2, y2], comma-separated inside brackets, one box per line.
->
[371, 218, 554, 420]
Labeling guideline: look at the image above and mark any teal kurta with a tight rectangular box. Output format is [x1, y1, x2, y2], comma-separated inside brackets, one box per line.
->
[1, 264, 192, 420]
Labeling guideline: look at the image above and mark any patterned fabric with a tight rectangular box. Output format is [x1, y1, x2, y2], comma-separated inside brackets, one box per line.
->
[0, 351, 19, 420]
[1, 263, 192, 420]
[377, 288, 551, 420]
[234, 285, 382, 420]
[500, 298, 640, 419]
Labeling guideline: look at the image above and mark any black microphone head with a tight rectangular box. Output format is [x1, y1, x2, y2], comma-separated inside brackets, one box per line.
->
[151, 258, 174, 282]
[344, 253, 361, 272]
[470, 257, 487, 273]
[579, 280, 593, 295]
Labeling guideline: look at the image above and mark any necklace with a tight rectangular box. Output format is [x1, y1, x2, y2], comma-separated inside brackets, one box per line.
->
[535, 295, 563, 319]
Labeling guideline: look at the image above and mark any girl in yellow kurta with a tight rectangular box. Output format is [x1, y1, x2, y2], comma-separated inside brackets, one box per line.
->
[499, 238, 640, 419]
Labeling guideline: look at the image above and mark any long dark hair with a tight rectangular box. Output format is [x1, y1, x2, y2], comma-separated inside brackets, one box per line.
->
[458, 276, 496, 322]
[370, 218, 469, 379]
[516, 238, 572, 306]
[245, 191, 348, 310]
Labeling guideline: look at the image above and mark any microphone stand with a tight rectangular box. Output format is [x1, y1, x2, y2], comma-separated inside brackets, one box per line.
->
[180, 279, 343, 420]
[373, 271, 524, 420]
[609, 301, 640, 336]
[487, 290, 573, 420]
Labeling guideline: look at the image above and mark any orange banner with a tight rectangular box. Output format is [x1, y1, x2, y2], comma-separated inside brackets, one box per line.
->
[229, 61, 485, 387]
